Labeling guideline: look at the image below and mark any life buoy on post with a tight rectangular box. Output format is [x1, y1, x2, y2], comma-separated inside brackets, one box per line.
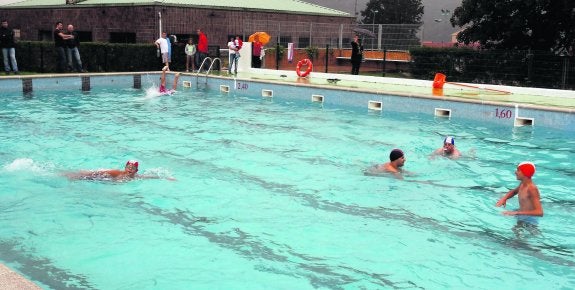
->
[296, 59, 313, 77]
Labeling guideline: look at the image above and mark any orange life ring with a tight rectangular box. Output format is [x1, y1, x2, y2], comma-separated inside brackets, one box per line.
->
[296, 58, 313, 77]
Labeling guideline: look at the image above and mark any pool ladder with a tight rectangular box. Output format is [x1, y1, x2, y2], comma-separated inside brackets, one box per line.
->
[196, 57, 222, 86]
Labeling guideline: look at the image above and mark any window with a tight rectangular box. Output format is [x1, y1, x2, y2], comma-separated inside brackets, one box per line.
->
[298, 37, 310, 48]
[278, 35, 292, 48]
[109, 32, 136, 43]
[38, 30, 52, 41]
[76, 31, 92, 42]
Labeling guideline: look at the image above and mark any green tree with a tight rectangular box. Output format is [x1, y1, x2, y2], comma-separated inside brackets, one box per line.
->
[361, 0, 423, 24]
[450, 0, 575, 53]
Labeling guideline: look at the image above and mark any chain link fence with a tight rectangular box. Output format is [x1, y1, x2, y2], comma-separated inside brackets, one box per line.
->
[242, 20, 422, 51]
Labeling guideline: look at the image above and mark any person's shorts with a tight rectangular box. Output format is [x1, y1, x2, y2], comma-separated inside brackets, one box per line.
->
[516, 215, 538, 225]
[161, 53, 169, 63]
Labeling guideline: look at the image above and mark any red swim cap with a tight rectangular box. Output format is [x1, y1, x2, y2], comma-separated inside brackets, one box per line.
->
[517, 162, 535, 178]
[126, 160, 139, 168]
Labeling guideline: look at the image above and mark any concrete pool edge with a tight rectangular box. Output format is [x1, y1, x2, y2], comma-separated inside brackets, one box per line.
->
[0, 263, 41, 289]
[1, 71, 574, 114]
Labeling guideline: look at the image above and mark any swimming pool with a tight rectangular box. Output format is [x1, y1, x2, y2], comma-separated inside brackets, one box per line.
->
[0, 76, 574, 289]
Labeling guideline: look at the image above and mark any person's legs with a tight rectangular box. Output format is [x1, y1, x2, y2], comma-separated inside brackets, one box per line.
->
[56, 47, 67, 72]
[8, 48, 18, 73]
[172, 72, 180, 90]
[228, 54, 233, 73]
[72, 47, 83, 72]
[255, 57, 261, 68]
[233, 54, 239, 74]
[161, 53, 169, 69]
[67, 48, 73, 71]
[2, 48, 9, 73]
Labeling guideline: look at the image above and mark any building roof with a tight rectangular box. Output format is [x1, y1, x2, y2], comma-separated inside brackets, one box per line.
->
[2, 0, 350, 16]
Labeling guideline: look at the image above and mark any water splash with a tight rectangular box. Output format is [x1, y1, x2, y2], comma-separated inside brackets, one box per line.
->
[3, 158, 53, 175]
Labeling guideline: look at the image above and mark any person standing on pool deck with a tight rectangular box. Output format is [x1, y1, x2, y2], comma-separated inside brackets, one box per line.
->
[159, 65, 180, 94]
[155, 32, 170, 70]
[350, 35, 363, 75]
[431, 136, 461, 159]
[496, 162, 543, 224]
[0, 19, 19, 75]
[54, 21, 73, 73]
[364, 148, 406, 178]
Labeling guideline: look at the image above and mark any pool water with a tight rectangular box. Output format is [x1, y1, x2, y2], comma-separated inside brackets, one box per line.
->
[0, 86, 574, 289]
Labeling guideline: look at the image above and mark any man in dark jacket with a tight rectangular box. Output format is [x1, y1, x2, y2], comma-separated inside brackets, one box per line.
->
[0, 19, 19, 75]
[350, 34, 363, 75]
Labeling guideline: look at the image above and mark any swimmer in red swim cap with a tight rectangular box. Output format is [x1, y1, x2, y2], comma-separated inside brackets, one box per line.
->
[64, 160, 175, 181]
[496, 161, 543, 219]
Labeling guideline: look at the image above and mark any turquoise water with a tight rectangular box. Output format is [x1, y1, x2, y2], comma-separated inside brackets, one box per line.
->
[0, 86, 574, 289]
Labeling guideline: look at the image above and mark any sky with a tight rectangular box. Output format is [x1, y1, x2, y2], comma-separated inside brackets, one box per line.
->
[304, 0, 462, 42]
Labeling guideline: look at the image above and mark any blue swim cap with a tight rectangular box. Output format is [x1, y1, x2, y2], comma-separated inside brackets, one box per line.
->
[444, 136, 455, 145]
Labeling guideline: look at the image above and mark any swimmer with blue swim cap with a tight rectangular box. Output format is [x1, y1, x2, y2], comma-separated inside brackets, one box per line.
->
[431, 136, 461, 159]
[496, 162, 543, 229]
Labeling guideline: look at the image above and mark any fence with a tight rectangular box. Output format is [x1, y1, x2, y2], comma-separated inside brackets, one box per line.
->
[11, 41, 575, 90]
[242, 21, 422, 51]
[410, 48, 575, 90]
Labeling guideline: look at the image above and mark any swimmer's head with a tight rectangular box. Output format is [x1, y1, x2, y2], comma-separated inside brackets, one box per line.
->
[125, 160, 139, 174]
[517, 161, 535, 178]
[443, 136, 455, 153]
[389, 149, 404, 162]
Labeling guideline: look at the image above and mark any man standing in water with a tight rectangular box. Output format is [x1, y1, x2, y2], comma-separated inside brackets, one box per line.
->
[496, 162, 543, 228]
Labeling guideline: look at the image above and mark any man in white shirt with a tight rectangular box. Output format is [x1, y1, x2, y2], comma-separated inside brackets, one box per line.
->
[227, 36, 238, 74]
[155, 32, 169, 69]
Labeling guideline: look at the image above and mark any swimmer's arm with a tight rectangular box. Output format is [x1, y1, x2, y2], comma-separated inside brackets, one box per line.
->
[496, 187, 519, 207]
[429, 148, 442, 159]
[62, 170, 97, 179]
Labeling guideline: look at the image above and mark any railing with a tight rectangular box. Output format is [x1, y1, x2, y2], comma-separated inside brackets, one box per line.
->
[195, 57, 221, 86]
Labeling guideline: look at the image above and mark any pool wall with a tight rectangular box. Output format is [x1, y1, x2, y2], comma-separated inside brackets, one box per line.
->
[0, 73, 573, 132]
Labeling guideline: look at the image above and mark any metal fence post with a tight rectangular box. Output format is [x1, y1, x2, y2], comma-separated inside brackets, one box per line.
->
[40, 44, 44, 73]
[325, 44, 329, 73]
[562, 56, 569, 90]
[276, 43, 280, 70]
[382, 48, 387, 77]
[526, 50, 533, 85]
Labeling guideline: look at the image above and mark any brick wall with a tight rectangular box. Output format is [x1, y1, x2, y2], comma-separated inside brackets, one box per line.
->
[3, 5, 353, 47]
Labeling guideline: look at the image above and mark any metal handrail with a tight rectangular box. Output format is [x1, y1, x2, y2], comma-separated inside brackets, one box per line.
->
[204, 58, 221, 84]
[195, 57, 222, 85]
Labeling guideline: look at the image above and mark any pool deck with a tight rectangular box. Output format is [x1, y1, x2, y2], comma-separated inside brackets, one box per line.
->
[0, 264, 41, 289]
[2, 70, 574, 113]
[230, 68, 575, 113]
